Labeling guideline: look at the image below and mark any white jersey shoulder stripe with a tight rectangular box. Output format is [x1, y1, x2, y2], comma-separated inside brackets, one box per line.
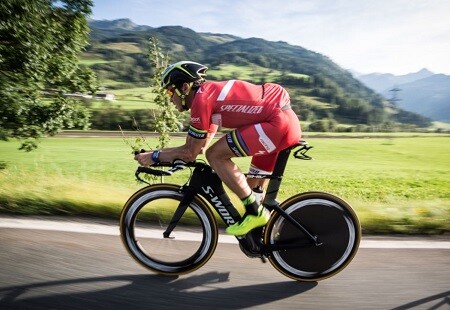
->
[217, 80, 236, 101]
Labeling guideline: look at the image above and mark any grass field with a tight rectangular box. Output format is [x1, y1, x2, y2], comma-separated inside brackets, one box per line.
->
[0, 134, 449, 234]
[89, 87, 159, 110]
[207, 64, 309, 82]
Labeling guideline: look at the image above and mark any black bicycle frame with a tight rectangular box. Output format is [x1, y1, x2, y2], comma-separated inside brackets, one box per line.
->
[162, 142, 320, 257]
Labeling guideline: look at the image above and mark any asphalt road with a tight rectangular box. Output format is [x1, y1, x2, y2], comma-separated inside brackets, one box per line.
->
[0, 216, 449, 310]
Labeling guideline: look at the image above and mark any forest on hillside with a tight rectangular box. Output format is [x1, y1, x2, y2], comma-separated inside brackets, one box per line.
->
[84, 19, 432, 131]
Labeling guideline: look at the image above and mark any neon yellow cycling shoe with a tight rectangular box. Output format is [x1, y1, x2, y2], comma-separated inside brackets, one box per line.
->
[226, 208, 270, 236]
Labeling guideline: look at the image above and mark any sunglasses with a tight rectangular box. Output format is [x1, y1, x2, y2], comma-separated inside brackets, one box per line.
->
[165, 88, 174, 98]
[165, 86, 183, 99]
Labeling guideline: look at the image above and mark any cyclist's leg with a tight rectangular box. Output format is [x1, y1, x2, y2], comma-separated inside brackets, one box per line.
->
[206, 123, 284, 235]
[207, 110, 300, 235]
[245, 107, 302, 192]
[246, 115, 299, 197]
[247, 155, 278, 204]
[206, 122, 282, 204]
[205, 136, 252, 200]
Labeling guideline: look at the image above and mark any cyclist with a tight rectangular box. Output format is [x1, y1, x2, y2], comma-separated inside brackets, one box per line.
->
[134, 61, 301, 236]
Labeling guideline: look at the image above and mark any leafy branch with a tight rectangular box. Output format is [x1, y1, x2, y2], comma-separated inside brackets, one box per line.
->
[148, 37, 181, 149]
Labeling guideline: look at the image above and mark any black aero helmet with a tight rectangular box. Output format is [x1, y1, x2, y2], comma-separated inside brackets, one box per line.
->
[161, 61, 208, 89]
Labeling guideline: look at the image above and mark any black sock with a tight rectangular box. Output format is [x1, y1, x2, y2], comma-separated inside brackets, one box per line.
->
[241, 193, 259, 215]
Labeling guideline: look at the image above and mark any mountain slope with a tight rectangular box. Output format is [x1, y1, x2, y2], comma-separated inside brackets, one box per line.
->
[85, 19, 432, 128]
[396, 74, 450, 122]
[89, 18, 153, 31]
[356, 69, 450, 122]
[356, 69, 434, 94]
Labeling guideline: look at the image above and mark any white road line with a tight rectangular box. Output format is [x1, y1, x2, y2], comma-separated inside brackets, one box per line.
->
[1, 218, 449, 249]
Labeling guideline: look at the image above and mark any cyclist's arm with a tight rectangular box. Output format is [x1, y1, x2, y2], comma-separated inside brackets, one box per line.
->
[200, 124, 218, 154]
[163, 135, 205, 162]
[134, 134, 206, 166]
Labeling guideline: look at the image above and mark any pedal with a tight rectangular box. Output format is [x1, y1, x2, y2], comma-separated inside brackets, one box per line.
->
[238, 228, 265, 258]
[239, 243, 260, 258]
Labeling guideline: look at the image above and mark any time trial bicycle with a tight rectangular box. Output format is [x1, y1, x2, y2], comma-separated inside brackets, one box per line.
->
[120, 140, 361, 281]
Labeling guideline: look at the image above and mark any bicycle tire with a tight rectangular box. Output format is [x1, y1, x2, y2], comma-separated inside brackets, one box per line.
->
[264, 191, 361, 281]
[120, 184, 218, 275]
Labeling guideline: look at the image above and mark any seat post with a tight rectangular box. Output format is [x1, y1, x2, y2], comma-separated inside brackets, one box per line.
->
[263, 146, 293, 207]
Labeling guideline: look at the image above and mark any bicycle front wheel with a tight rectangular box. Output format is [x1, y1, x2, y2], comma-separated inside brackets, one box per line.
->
[264, 191, 361, 281]
[120, 184, 218, 275]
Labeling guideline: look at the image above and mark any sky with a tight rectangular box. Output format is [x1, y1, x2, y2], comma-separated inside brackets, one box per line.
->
[91, 0, 450, 76]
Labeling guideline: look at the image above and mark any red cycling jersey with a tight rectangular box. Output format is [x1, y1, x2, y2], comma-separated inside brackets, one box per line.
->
[188, 80, 301, 172]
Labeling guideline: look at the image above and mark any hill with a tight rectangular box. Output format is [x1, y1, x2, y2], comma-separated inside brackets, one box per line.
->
[356, 69, 434, 92]
[83, 19, 432, 130]
[89, 18, 154, 31]
[356, 69, 450, 122]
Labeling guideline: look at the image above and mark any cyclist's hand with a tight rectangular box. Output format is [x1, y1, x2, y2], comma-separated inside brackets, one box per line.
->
[134, 152, 154, 166]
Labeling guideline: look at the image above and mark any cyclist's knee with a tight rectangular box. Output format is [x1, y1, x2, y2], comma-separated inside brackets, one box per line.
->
[205, 142, 229, 165]
[205, 147, 214, 163]
[205, 146, 220, 164]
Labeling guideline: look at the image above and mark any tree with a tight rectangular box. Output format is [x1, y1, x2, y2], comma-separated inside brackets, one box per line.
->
[309, 118, 338, 132]
[0, 0, 97, 150]
[147, 37, 181, 149]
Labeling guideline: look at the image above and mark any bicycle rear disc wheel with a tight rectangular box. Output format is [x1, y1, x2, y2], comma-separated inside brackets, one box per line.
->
[120, 184, 218, 275]
[264, 191, 361, 281]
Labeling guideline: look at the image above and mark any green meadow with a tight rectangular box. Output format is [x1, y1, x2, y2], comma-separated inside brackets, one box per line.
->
[89, 87, 159, 110]
[207, 64, 309, 81]
[0, 134, 449, 234]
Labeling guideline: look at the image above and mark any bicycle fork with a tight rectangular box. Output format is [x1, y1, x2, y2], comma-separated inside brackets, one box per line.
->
[162, 187, 195, 239]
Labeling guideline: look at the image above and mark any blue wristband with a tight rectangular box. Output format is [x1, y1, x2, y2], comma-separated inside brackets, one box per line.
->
[151, 150, 161, 164]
